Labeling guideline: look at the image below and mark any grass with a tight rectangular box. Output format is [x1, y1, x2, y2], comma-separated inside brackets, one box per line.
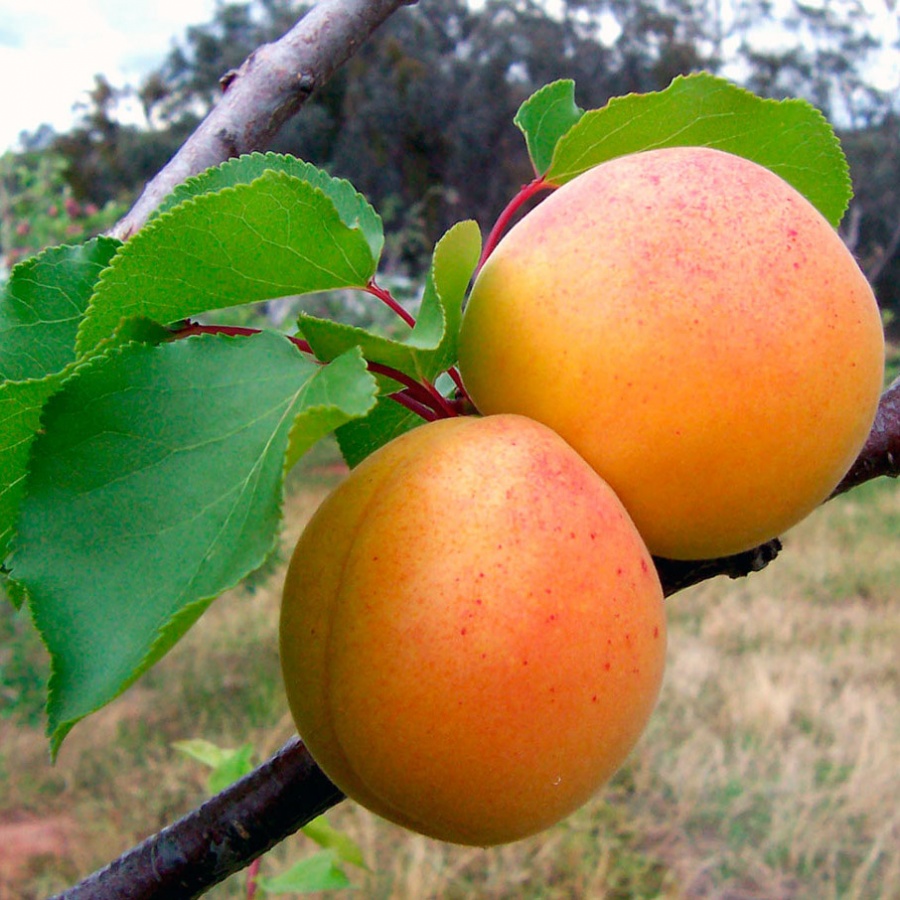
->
[1, 441, 898, 899]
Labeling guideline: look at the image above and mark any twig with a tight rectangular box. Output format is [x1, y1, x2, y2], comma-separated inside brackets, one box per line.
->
[109, 0, 417, 241]
[830, 376, 900, 497]
[654, 538, 783, 598]
[52, 380, 900, 900]
[49, 738, 342, 900]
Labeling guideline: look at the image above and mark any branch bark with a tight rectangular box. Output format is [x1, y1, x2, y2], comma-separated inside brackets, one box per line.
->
[49, 738, 342, 900]
[109, 0, 416, 241]
[829, 375, 900, 496]
[51, 380, 900, 900]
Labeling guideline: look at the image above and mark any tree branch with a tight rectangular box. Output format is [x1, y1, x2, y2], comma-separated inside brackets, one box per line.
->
[49, 738, 343, 900]
[829, 375, 900, 496]
[109, 0, 416, 241]
[52, 379, 900, 900]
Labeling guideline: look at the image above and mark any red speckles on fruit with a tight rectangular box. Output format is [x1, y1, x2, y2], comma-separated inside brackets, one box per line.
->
[280, 414, 666, 846]
[458, 146, 884, 560]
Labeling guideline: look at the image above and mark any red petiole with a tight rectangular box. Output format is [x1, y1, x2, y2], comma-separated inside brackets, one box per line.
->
[246, 857, 261, 900]
[477, 175, 553, 273]
[174, 175, 555, 423]
[366, 278, 416, 328]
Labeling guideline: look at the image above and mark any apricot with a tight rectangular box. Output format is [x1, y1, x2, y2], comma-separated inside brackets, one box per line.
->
[280, 414, 666, 846]
[457, 147, 884, 560]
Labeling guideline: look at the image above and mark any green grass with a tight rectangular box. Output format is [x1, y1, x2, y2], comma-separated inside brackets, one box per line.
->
[1, 450, 898, 899]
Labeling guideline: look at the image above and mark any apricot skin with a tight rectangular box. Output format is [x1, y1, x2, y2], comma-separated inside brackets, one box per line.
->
[458, 147, 885, 560]
[279, 414, 666, 846]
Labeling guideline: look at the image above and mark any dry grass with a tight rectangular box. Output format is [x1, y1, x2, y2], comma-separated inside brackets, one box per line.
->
[1, 446, 897, 899]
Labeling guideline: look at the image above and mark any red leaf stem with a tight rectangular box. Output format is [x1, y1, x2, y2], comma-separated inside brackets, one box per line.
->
[477, 176, 552, 273]
[388, 390, 440, 421]
[447, 366, 467, 396]
[366, 279, 417, 328]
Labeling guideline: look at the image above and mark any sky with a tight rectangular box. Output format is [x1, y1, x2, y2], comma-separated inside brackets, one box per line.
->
[0, 0, 219, 152]
[1, 0, 898, 155]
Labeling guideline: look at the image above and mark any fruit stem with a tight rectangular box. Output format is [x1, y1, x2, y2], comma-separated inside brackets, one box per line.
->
[366, 278, 416, 328]
[447, 366, 465, 393]
[477, 175, 553, 273]
[367, 360, 457, 419]
[388, 389, 440, 421]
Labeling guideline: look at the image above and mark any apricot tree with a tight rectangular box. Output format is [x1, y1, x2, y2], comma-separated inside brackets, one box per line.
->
[2, 1, 899, 897]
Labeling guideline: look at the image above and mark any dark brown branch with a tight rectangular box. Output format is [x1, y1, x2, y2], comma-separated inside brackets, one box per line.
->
[49, 738, 343, 900]
[654, 538, 783, 597]
[53, 381, 900, 900]
[109, 0, 416, 241]
[830, 376, 900, 496]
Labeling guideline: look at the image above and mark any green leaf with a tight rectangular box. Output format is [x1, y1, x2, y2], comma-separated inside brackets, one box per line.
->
[0, 378, 59, 573]
[301, 816, 368, 870]
[0, 239, 121, 382]
[282, 346, 385, 471]
[173, 737, 235, 770]
[155, 152, 384, 262]
[77, 171, 381, 354]
[0, 238, 129, 568]
[173, 739, 257, 794]
[335, 395, 422, 469]
[1, 320, 171, 580]
[514, 80, 584, 176]
[259, 852, 351, 894]
[547, 73, 851, 227]
[205, 744, 256, 794]
[8, 332, 377, 754]
[300, 219, 481, 382]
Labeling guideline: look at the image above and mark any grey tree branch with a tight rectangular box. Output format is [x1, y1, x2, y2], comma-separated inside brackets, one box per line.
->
[109, 0, 416, 241]
[829, 375, 900, 497]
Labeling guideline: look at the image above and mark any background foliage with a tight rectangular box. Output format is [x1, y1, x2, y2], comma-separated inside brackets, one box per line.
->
[2, 0, 900, 325]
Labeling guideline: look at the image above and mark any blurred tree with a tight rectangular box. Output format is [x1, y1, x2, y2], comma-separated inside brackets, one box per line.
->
[726, 0, 900, 330]
[39, 0, 714, 271]
[0, 147, 124, 276]
[9, 0, 899, 319]
[734, 0, 891, 127]
[841, 115, 900, 331]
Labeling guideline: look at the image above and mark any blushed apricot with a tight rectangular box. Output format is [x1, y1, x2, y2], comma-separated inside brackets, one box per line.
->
[280, 414, 666, 845]
[458, 147, 884, 559]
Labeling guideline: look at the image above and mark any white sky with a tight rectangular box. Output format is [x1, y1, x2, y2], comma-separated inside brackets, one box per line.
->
[0, 0, 220, 152]
[0, 0, 897, 154]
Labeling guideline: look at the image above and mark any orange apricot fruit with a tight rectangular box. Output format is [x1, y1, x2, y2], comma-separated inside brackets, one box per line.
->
[280, 414, 666, 845]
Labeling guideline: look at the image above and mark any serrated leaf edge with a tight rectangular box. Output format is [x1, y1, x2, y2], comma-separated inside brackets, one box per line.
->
[546, 73, 852, 226]
[76, 171, 380, 356]
[24, 333, 375, 755]
[154, 151, 385, 258]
